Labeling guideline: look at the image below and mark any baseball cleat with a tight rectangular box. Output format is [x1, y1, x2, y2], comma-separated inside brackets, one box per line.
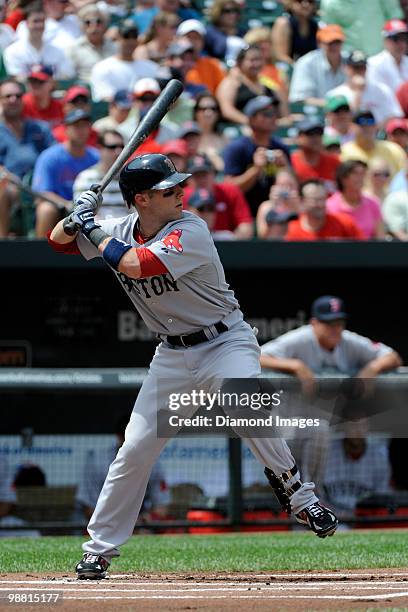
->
[75, 553, 110, 579]
[295, 502, 338, 538]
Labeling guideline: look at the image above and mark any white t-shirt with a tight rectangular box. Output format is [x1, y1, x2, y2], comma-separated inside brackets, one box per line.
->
[260, 325, 392, 376]
[90, 56, 160, 102]
[368, 50, 408, 93]
[16, 15, 81, 52]
[73, 164, 129, 221]
[3, 39, 75, 80]
[76, 211, 241, 335]
[327, 80, 403, 125]
[0, 24, 16, 52]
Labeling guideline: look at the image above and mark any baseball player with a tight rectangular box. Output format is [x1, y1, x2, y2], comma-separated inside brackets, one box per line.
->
[48, 153, 338, 580]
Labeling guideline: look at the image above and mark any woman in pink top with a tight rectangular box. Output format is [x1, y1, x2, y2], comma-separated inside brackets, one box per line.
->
[327, 160, 385, 239]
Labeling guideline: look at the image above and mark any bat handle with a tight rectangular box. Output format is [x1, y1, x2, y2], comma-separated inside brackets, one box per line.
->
[63, 183, 102, 236]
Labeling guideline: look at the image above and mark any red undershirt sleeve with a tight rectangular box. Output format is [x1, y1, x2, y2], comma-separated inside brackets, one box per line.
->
[47, 231, 81, 255]
[137, 246, 169, 278]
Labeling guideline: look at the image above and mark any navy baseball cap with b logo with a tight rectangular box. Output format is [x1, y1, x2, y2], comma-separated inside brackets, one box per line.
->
[311, 296, 347, 321]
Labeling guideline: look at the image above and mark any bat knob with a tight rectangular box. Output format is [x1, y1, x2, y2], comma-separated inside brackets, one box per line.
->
[90, 183, 101, 194]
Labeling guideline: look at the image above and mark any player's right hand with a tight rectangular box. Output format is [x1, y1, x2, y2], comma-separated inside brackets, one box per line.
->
[74, 189, 102, 212]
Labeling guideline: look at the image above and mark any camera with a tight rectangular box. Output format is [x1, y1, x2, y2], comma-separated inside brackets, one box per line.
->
[266, 150, 278, 163]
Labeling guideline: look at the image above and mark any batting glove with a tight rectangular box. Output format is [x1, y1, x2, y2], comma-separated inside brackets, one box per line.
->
[64, 203, 101, 238]
[74, 188, 102, 212]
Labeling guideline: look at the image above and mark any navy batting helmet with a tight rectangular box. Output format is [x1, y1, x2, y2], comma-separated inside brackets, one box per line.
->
[119, 154, 191, 207]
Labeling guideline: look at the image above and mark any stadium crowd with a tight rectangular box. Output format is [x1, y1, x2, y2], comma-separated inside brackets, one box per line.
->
[0, 0, 408, 240]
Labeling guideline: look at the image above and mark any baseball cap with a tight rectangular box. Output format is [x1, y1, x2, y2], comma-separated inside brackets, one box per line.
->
[243, 94, 280, 118]
[386, 117, 408, 134]
[64, 109, 91, 125]
[323, 133, 341, 148]
[265, 209, 298, 225]
[353, 110, 376, 126]
[117, 19, 139, 38]
[178, 121, 202, 138]
[176, 19, 206, 37]
[161, 139, 188, 157]
[311, 295, 347, 321]
[63, 85, 90, 104]
[166, 39, 194, 58]
[28, 64, 53, 81]
[383, 19, 408, 38]
[325, 95, 350, 113]
[188, 188, 216, 210]
[345, 50, 368, 67]
[113, 89, 133, 109]
[316, 24, 345, 44]
[187, 154, 214, 174]
[297, 117, 324, 134]
[133, 78, 161, 98]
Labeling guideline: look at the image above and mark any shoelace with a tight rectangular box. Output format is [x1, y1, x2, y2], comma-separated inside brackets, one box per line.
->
[307, 504, 325, 519]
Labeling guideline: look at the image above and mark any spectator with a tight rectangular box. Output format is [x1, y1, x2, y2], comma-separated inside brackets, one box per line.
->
[13, 463, 46, 486]
[0, 1, 16, 51]
[176, 19, 226, 96]
[272, 0, 318, 65]
[285, 179, 364, 241]
[327, 50, 403, 127]
[243, 26, 289, 117]
[177, 120, 202, 158]
[3, 0, 75, 80]
[324, 95, 355, 145]
[73, 129, 127, 220]
[366, 160, 392, 206]
[319, 0, 403, 57]
[386, 117, 408, 153]
[164, 39, 207, 100]
[183, 153, 254, 239]
[261, 208, 298, 240]
[396, 80, 408, 117]
[216, 44, 278, 125]
[132, 77, 177, 145]
[323, 134, 341, 156]
[256, 169, 300, 238]
[383, 188, 408, 240]
[187, 187, 236, 240]
[341, 111, 406, 181]
[161, 138, 188, 172]
[0, 77, 54, 236]
[204, 0, 246, 64]
[223, 95, 291, 217]
[76, 415, 170, 521]
[327, 160, 384, 239]
[16, 0, 81, 52]
[22, 64, 63, 127]
[90, 19, 160, 102]
[319, 418, 391, 518]
[32, 108, 99, 236]
[131, 0, 200, 36]
[193, 93, 228, 173]
[291, 118, 340, 192]
[52, 85, 98, 147]
[133, 11, 179, 64]
[289, 24, 346, 106]
[368, 20, 408, 93]
[66, 3, 117, 84]
[3, 0, 30, 31]
[93, 89, 134, 142]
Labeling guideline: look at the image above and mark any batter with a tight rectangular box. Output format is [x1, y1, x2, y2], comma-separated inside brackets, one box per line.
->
[48, 154, 338, 580]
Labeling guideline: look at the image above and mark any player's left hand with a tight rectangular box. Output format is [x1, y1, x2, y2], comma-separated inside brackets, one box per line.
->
[74, 189, 102, 212]
[64, 203, 101, 238]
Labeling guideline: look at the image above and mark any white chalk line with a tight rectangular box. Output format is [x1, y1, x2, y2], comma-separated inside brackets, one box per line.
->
[55, 592, 408, 601]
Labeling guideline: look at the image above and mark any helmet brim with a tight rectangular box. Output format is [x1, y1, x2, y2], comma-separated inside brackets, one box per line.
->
[151, 172, 192, 190]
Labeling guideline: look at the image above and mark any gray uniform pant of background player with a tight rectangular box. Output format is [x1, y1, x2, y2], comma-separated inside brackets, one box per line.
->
[83, 320, 318, 560]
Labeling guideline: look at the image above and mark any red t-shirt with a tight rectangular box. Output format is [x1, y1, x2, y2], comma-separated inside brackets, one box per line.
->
[52, 123, 99, 147]
[285, 211, 365, 241]
[4, 8, 25, 29]
[22, 93, 64, 127]
[183, 182, 253, 231]
[291, 150, 340, 192]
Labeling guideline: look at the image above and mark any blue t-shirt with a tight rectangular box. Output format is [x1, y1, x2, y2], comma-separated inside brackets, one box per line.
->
[223, 135, 291, 216]
[0, 119, 55, 178]
[32, 143, 100, 201]
[131, 6, 201, 34]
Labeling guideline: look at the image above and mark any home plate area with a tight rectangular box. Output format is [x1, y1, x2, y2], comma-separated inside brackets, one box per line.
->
[1, 570, 408, 611]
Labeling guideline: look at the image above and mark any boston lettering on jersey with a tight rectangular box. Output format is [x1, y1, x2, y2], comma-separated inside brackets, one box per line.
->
[117, 272, 179, 299]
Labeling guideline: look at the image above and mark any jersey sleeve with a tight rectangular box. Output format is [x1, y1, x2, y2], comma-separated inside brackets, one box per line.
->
[146, 218, 213, 281]
[345, 331, 393, 367]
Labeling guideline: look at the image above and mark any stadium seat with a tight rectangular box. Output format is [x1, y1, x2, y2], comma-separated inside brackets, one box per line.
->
[14, 486, 77, 523]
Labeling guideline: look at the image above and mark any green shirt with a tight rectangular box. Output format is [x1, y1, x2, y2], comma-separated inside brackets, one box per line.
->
[320, 0, 403, 56]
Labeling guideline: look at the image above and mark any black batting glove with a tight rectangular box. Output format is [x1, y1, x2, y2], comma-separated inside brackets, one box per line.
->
[63, 203, 101, 238]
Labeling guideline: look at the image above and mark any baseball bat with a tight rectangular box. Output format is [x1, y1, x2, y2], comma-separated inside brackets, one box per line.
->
[64, 78, 184, 235]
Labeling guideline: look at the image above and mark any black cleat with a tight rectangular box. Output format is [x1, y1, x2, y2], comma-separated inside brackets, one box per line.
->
[295, 502, 338, 538]
[75, 553, 110, 580]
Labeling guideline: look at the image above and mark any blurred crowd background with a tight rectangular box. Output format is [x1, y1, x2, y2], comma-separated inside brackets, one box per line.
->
[1, 0, 408, 241]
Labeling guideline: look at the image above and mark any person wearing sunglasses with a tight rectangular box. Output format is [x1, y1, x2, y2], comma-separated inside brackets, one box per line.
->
[368, 20, 408, 94]
[193, 93, 228, 172]
[320, 0, 403, 57]
[73, 129, 128, 221]
[66, 4, 116, 84]
[366, 159, 392, 206]
[52, 85, 99, 147]
[272, 0, 318, 65]
[205, 0, 246, 61]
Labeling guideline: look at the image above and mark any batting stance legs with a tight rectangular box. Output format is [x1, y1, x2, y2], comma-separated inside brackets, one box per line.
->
[77, 321, 335, 578]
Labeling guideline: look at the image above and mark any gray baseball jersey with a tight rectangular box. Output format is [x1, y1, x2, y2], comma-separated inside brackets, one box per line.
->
[76, 211, 241, 335]
[261, 325, 393, 375]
